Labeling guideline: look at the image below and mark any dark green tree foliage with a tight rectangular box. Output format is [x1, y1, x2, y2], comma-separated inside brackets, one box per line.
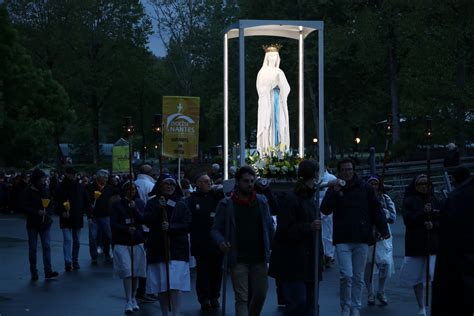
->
[7, 0, 153, 164]
[0, 5, 73, 167]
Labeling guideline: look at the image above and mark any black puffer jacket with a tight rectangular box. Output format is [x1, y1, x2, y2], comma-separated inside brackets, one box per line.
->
[144, 193, 191, 263]
[320, 175, 389, 245]
[268, 186, 323, 282]
[402, 178, 441, 257]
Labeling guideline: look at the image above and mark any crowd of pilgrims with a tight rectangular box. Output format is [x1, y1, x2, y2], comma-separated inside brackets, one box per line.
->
[1, 159, 472, 316]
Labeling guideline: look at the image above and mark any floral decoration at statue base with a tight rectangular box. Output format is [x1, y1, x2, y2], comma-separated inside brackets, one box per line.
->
[247, 145, 302, 180]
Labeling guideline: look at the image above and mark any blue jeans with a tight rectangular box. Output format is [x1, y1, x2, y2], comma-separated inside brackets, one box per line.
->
[27, 228, 52, 273]
[88, 217, 112, 259]
[281, 281, 315, 316]
[62, 228, 81, 265]
[335, 243, 369, 313]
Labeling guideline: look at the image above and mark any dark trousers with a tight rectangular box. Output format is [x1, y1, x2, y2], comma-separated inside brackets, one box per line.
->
[195, 252, 223, 303]
[27, 228, 52, 274]
[281, 281, 315, 316]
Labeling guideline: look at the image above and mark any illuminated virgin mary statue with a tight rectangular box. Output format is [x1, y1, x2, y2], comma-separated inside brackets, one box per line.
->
[256, 44, 291, 156]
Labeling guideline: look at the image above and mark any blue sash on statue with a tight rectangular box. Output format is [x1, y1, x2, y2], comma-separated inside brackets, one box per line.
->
[273, 87, 280, 145]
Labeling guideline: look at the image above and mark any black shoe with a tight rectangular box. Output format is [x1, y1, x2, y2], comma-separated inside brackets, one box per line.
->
[200, 301, 212, 311]
[72, 262, 80, 270]
[91, 257, 98, 264]
[31, 273, 39, 281]
[105, 256, 113, 264]
[135, 293, 156, 303]
[210, 299, 220, 308]
[65, 264, 72, 272]
[45, 271, 59, 279]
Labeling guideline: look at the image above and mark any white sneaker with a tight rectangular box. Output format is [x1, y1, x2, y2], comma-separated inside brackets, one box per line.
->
[131, 299, 139, 311]
[124, 301, 134, 314]
[417, 307, 426, 315]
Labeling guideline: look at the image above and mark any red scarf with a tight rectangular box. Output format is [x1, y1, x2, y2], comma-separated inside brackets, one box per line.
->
[231, 190, 257, 207]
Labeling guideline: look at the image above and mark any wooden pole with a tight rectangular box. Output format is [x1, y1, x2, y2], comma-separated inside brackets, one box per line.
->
[369, 115, 392, 284]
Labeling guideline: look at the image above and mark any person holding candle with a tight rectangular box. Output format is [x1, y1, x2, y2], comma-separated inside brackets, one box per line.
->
[54, 167, 91, 271]
[21, 169, 59, 280]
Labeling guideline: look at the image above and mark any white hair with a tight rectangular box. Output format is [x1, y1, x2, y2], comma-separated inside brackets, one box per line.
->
[96, 169, 109, 178]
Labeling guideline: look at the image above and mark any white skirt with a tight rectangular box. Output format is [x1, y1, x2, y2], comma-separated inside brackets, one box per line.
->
[399, 255, 436, 287]
[147, 261, 191, 293]
[366, 238, 395, 278]
[113, 244, 147, 279]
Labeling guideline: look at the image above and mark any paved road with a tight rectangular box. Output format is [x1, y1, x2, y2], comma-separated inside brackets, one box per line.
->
[0, 213, 429, 316]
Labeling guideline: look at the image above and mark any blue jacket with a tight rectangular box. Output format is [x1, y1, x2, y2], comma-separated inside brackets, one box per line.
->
[211, 193, 274, 267]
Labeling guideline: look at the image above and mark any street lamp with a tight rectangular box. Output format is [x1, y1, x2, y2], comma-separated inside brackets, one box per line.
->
[152, 114, 163, 175]
[352, 126, 361, 160]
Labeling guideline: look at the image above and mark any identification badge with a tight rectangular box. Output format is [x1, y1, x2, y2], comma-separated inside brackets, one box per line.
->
[125, 218, 132, 224]
[166, 199, 176, 207]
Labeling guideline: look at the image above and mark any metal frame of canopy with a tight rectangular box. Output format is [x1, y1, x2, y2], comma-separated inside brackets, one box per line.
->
[223, 20, 325, 179]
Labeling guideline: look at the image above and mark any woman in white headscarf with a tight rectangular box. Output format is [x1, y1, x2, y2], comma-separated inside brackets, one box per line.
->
[256, 44, 291, 156]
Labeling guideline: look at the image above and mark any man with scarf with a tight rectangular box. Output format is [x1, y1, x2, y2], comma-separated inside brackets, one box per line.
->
[211, 166, 274, 316]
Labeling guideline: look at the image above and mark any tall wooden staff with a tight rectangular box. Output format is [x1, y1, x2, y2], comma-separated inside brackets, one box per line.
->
[424, 116, 433, 307]
[124, 117, 136, 289]
[369, 115, 393, 283]
[159, 196, 172, 312]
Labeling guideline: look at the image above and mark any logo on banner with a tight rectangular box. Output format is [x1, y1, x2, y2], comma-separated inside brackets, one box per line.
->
[166, 103, 195, 133]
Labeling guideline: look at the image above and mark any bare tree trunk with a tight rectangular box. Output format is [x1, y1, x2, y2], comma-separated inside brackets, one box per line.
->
[90, 94, 100, 165]
[388, 25, 401, 144]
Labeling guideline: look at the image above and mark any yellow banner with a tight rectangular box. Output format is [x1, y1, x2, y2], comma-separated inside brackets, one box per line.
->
[112, 145, 129, 173]
[162, 96, 200, 158]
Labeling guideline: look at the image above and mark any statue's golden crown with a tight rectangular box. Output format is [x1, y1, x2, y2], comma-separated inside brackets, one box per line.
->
[262, 43, 282, 53]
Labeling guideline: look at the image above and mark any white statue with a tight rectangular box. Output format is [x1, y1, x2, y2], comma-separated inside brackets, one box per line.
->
[256, 44, 291, 156]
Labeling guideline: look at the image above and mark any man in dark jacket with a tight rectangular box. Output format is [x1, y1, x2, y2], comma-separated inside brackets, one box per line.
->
[54, 167, 91, 271]
[432, 168, 473, 316]
[321, 158, 389, 316]
[187, 172, 224, 310]
[22, 169, 59, 280]
[211, 166, 274, 316]
[87, 169, 119, 263]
